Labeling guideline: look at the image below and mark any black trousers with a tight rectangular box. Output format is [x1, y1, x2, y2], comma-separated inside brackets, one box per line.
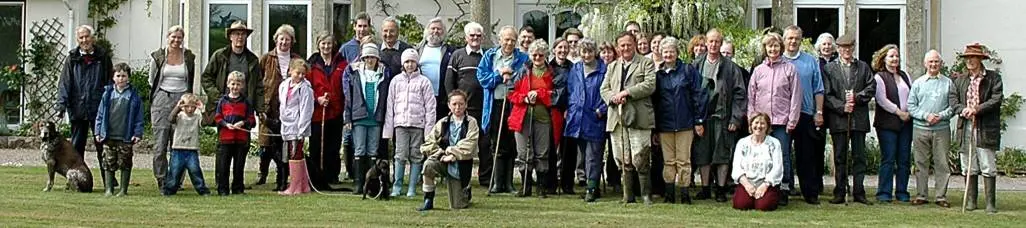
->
[794, 114, 826, 199]
[484, 102, 516, 185]
[557, 136, 578, 190]
[605, 137, 621, 187]
[310, 117, 344, 186]
[343, 132, 355, 180]
[70, 120, 105, 173]
[216, 143, 249, 194]
[831, 130, 868, 198]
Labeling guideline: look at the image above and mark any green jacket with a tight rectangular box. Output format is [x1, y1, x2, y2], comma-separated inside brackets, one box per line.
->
[201, 47, 263, 117]
[600, 55, 657, 131]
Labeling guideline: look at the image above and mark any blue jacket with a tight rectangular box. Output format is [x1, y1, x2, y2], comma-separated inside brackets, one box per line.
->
[475, 47, 528, 130]
[654, 59, 707, 132]
[563, 60, 608, 142]
[94, 84, 144, 143]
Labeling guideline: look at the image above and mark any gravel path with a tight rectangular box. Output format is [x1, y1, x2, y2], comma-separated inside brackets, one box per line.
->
[3, 148, 1024, 191]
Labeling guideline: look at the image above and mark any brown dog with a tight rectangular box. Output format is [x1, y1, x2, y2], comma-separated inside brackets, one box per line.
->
[38, 121, 93, 192]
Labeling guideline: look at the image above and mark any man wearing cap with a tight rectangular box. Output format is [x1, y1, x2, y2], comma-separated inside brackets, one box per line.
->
[202, 20, 263, 121]
[950, 43, 1003, 214]
[822, 34, 875, 205]
[907, 50, 953, 208]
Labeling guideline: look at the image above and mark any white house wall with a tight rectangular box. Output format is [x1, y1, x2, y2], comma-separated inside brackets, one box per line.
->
[360, 0, 517, 43]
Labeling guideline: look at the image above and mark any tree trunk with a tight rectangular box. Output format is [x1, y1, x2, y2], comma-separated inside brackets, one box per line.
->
[772, 0, 794, 30]
[471, 0, 491, 48]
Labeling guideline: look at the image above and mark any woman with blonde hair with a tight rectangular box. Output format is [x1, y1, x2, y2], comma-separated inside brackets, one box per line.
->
[149, 25, 198, 190]
[255, 24, 303, 192]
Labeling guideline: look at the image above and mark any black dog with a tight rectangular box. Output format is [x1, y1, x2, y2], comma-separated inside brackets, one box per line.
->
[362, 159, 391, 200]
[38, 121, 93, 192]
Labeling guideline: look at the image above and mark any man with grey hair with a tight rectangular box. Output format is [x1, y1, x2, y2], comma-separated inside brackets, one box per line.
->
[380, 16, 413, 79]
[445, 21, 489, 187]
[479, 25, 529, 194]
[418, 17, 454, 121]
[58, 24, 114, 186]
[907, 49, 953, 208]
[720, 40, 735, 59]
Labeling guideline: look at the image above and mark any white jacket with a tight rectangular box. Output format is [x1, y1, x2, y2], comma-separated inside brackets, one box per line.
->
[278, 78, 314, 141]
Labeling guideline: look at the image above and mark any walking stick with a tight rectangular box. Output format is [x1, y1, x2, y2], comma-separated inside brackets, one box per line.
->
[320, 93, 328, 171]
[487, 94, 510, 196]
[962, 119, 977, 213]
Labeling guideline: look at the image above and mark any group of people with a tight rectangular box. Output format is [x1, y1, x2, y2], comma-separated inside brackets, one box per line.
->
[55, 12, 1002, 214]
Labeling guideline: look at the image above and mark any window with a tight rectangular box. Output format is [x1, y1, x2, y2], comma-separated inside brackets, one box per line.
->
[797, 8, 840, 39]
[858, 8, 900, 62]
[756, 8, 772, 29]
[517, 5, 583, 44]
[0, 1, 23, 127]
[266, 1, 310, 57]
[333, 1, 351, 42]
[205, 2, 249, 59]
[522, 10, 549, 43]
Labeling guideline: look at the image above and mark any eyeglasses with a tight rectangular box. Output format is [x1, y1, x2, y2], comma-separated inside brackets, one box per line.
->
[531, 54, 546, 57]
[468, 34, 483, 38]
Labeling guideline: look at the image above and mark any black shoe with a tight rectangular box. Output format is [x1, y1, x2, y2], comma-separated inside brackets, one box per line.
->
[805, 197, 821, 205]
[714, 186, 728, 202]
[778, 195, 789, 206]
[680, 188, 692, 204]
[853, 196, 874, 205]
[829, 196, 846, 204]
[694, 186, 712, 200]
[252, 173, 267, 186]
[788, 187, 801, 196]
[585, 189, 597, 202]
[561, 185, 576, 195]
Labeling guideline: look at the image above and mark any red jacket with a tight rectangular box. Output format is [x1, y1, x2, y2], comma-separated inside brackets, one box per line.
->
[507, 64, 564, 144]
[307, 53, 348, 122]
[214, 95, 256, 144]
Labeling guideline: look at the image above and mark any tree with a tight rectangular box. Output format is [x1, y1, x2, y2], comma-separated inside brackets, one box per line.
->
[471, 0, 491, 47]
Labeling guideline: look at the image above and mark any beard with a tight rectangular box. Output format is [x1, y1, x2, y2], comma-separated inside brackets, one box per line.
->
[425, 32, 444, 46]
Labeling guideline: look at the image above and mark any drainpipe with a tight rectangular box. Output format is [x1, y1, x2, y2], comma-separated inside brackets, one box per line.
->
[62, 0, 74, 50]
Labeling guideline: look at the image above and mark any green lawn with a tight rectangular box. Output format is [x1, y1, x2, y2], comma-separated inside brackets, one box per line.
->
[1, 166, 1023, 227]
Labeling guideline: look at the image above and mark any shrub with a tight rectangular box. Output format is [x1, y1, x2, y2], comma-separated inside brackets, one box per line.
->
[997, 147, 1026, 176]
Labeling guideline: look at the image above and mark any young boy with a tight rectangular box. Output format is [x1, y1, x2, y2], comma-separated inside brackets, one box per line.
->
[214, 71, 257, 196]
[162, 93, 211, 196]
[417, 90, 479, 211]
[279, 59, 315, 195]
[384, 49, 436, 197]
[94, 62, 144, 197]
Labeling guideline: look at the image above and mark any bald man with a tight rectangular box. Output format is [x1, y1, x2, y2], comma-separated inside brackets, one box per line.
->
[906, 50, 953, 208]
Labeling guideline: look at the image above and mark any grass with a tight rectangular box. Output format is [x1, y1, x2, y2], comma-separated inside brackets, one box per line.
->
[1, 166, 1024, 227]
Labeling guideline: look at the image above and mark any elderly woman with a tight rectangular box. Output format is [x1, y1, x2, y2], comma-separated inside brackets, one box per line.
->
[564, 38, 608, 202]
[653, 36, 707, 204]
[148, 25, 197, 189]
[687, 35, 707, 60]
[815, 33, 837, 71]
[306, 33, 348, 191]
[731, 113, 784, 211]
[872, 44, 913, 203]
[747, 32, 801, 202]
[509, 39, 560, 198]
[256, 24, 303, 192]
[951, 43, 1003, 214]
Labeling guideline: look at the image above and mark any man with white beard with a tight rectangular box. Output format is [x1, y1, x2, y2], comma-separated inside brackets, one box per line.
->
[418, 17, 454, 120]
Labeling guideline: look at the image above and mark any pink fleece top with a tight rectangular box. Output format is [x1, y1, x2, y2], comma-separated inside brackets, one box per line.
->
[748, 58, 802, 130]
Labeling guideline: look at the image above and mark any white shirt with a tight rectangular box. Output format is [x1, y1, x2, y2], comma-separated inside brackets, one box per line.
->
[731, 135, 784, 187]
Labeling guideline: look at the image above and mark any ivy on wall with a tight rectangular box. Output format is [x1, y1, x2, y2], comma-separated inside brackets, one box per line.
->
[87, 0, 130, 54]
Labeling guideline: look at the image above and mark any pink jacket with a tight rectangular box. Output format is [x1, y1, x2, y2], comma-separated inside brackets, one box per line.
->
[748, 58, 802, 130]
[383, 71, 436, 138]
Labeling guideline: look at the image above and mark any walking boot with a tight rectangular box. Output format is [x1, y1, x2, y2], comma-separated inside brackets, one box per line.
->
[103, 171, 115, 196]
[985, 176, 997, 214]
[353, 157, 365, 195]
[116, 169, 131, 197]
[489, 160, 510, 194]
[416, 191, 435, 211]
[695, 186, 712, 200]
[638, 172, 652, 205]
[829, 192, 846, 204]
[516, 170, 533, 197]
[679, 186, 692, 204]
[585, 179, 598, 202]
[273, 165, 288, 192]
[391, 160, 406, 197]
[505, 160, 519, 194]
[621, 170, 636, 204]
[715, 185, 728, 202]
[253, 172, 267, 186]
[966, 175, 978, 211]
[537, 171, 548, 199]
[407, 163, 424, 197]
[664, 184, 676, 203]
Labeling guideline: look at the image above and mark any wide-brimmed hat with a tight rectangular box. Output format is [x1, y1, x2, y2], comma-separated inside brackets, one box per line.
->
[836, 33, 855, 46]
[225, 21, 254, 38]
[960, 42, 990, 59]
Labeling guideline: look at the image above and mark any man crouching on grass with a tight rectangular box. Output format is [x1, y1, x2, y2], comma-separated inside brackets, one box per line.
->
[417, 90, 480, 211]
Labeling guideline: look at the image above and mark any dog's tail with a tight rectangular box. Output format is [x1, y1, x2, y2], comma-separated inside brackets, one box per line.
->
[67, 169, 94, 193]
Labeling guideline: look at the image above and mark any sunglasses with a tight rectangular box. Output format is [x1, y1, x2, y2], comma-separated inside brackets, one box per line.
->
[468, 34, 483, 38]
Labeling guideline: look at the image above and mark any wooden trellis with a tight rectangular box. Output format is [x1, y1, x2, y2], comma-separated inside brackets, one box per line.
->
[24, 18, 67, 124]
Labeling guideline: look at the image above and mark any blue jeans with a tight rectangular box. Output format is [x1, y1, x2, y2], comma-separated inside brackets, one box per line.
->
[353, 125, 382, 157]
[163, 149, 210, 195]
[770, 126, 793, 190]
[877, 123, 913, 201]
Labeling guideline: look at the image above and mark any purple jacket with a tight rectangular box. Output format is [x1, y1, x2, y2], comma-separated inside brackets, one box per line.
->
[383, 71, 437, 138]
[748, 58, 802, 130]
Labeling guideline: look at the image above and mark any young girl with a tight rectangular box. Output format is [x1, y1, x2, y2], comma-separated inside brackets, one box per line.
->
[95, 63, 145, 196]
[344, 43, 390, 194]
[279, 59, 315, 195]
[213, 71, 257, 196]
[162, 93, 211, 196]
[384, 49, 436, 197]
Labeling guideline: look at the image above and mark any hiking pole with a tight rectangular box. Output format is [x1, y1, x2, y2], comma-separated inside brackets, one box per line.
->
[962, 118, 977, 213]
[487, 94, 510, 196]
[320, 93, 328, 171]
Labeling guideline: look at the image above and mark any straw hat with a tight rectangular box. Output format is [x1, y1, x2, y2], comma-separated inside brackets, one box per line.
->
[960, 42, 990, 60]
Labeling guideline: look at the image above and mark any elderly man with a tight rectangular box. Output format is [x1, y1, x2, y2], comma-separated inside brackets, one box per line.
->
[380, 17, 413, 79]
[445, 22, 488, 186]
[340, 12, 373, 63]
[418, 17, 454, 120]
[691, 28, 746, 203]
[600, 31, 657, 205]
[781, 25, 826, 205]
[201, 21, 262, 120]
[58, 24, 114, 185]
[478, 26, 528, 194]
[822, 34, 875, 205]
[950, 43, 1003, 214]
[518, 26, 535, 53]
[907, 50, 953, 208]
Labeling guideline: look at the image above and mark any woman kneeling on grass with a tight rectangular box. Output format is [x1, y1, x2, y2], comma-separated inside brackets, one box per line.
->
[732, 113, 783, 211]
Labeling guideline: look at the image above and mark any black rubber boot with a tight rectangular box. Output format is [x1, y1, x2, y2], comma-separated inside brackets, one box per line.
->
[516, 170, 533, 197]
[274, 165, 288, 191]
[638, 172, 652, 205]
[715, 185, 728, 202]
[966, 175, 978, 211]
[622, 170, 636, 203]
[985, 176, 997, 214]
[417, 191, 435, 211]
[695, 186, 712, 200]
[679, 186, 692, 204]
[664, 184, 676, 203]
[103, 171, 116, 196]
[537, 171, 548, 199]
[353, 157, 365, 195]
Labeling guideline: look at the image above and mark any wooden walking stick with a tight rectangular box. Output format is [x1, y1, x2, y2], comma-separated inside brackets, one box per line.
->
[962, 119, 977, 213]
[487, 86, 512, 196]
[320, 93, 328, 171]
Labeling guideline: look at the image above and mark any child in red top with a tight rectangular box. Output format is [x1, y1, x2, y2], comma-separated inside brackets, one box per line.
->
[213, 71, 256, 196]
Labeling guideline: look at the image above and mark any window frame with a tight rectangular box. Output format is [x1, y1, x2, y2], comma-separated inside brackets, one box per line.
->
[203, 0, 252, 66]
[0, 0, 24, 128]
[263, 0, 313, 57]
[516, 3, 581, 44]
